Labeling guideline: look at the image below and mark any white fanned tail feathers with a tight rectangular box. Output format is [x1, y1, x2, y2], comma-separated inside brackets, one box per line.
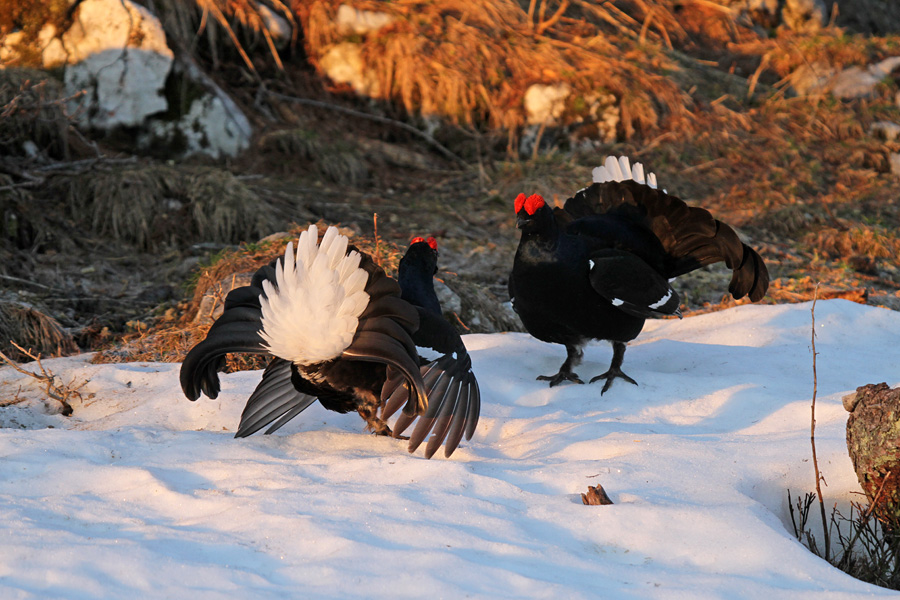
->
[259, 225, 370, 366]
[592, 155, 659, 190]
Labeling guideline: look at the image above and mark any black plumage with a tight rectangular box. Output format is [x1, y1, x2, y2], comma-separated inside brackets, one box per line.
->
[180, 229, 479, 458]
[385, 237, 481, 457]
[508, 158, 769, 393]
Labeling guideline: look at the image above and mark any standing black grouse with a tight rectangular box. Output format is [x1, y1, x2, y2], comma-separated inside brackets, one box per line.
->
[180, 225, 479, 458]
[509, 156, 769, 393]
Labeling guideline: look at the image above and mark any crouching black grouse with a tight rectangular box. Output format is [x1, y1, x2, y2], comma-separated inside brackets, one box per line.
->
[180, 225, 479, 458]
[509, 156, 769, 393]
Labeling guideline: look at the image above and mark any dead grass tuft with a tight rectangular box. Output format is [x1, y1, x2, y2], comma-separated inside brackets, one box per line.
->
[185, 168, 273, 242]
[257, 128, 370, 185]
[0, 68, 72, 160]
[810, 226, 900, 261]
[62, 164, 273, 250]
[149, 0, 295, 73]
[0, 301, 77, 361]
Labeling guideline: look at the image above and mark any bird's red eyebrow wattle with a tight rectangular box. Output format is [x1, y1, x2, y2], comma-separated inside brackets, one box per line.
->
[524, 194, 545, 215]
[514, 193, 526, 214]
[426, 237, 438, 251]
[410, 236, 426, 245]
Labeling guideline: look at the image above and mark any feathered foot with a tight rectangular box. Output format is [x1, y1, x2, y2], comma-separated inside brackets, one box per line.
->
[589, 341, 638, 394]
[358, 404, 397, 437]
[537, 344, 584, 387]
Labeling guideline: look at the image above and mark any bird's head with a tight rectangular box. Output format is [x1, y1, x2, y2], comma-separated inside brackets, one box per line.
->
[403, 236, 439, 276]
[514, 193, 551, 232]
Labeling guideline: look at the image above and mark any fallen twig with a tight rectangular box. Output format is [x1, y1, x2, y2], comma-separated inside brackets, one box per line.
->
[0, 341, 88, 416]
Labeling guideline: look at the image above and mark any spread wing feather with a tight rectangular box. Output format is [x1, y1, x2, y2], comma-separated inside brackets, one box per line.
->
[234, 358, 317, 438]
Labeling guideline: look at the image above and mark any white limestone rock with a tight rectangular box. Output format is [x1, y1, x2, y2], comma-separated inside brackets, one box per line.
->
[830, 57, 900, 100]
[258, 4, 293, 48]
[791, 56, 900, 100]
[59, 0, 173, 128]
[138, 60, 252, 159]
[320, 42, 381, 96]
[524, 83, 571, 126]
[890, 153, 900, 178]
[782, 0, 828, 32]
[335, 4, 396, 35]
[870, 121, 900, 142]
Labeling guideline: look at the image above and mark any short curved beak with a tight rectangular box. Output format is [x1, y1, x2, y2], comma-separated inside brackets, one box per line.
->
[516, 216, 530, 229]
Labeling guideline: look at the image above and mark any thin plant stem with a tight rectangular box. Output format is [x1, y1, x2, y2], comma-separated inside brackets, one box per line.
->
[810, 283, 831, 561]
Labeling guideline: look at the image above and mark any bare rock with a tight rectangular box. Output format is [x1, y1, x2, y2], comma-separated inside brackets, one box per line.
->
[191, 272, 255, 325]
[139, 58, 252, 159]
[871, 121, 900, 142]
[845, 383, 900, 522]
[890, 153, 900, 177]
[524, 83, 571, 126]
[782, 0, 828, 32]
[320, 42, 381, 97]
[60, 0, 173, 129]
[791, 57, 900, 100]
[335, 4, 396, 35]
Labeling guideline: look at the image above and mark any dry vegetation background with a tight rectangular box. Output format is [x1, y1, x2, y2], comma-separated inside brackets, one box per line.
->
[1, 0, 900, 363]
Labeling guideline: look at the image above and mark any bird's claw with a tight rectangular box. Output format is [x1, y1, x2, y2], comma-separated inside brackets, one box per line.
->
[590, 368, 638, 394]
[537, 371, 584, 387]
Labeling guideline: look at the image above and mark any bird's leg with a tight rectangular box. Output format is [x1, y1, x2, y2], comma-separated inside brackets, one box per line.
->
[359, 404, 396, 436]
[537, 344, 585, 386]
[357, 392, 400, 437]
[590, 341, 638, 394]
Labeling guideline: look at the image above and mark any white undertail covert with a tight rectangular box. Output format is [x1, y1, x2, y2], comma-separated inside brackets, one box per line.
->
[592, 155, 659, 190]
[259, 225, 370, 365]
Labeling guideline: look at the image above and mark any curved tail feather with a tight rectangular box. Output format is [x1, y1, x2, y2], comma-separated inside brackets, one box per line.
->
[565, 177, 769, 301]
[234, 358, 317, 438]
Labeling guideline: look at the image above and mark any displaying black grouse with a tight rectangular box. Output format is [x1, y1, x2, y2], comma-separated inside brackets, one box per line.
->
[385, 236, 480, 457]
[509, 156, 769, 393]
[180, 225, 479, 458]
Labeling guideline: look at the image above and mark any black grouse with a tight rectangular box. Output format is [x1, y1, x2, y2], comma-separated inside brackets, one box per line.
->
[508, 156, 769, 393]
[180, 225, 479, 458]
[385, 236, 481, 457]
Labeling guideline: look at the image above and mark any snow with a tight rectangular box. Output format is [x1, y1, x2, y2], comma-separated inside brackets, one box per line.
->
[1, 299, 898, 599]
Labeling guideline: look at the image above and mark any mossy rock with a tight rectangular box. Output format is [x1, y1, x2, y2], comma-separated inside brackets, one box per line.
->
[845, 383, 900, 524]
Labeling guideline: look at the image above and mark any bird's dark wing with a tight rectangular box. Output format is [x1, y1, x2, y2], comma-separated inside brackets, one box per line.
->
[564, 180, 769, 301]
[179, 304, 269, 401]
[339, 249, 430, 418]
[587, 249, 681, 319]
[180, 258, 285, 401]
[234, 358, 317, 438]
[380, 308, 481, 458]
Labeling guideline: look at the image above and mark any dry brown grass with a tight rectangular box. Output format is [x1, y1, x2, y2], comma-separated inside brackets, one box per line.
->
[62, 164, 274, 250]
[0, 68, 72, 160]
[148, 0, 295, 72]
[0, 301, 77, 361]
[296, 0, 689, 140]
